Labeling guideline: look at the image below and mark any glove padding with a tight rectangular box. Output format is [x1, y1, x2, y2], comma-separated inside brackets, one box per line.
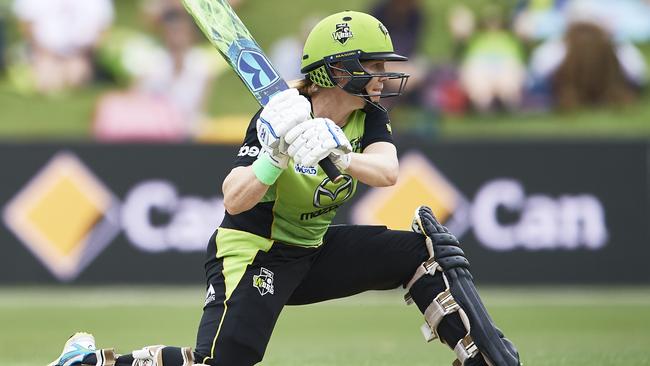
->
[285, 118, 352, 168]
[256, 89, 311, 168]
[412, 205, 469, 271]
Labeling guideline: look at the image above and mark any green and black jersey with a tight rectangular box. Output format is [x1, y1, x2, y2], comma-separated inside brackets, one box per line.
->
[220, 102, 394, 247]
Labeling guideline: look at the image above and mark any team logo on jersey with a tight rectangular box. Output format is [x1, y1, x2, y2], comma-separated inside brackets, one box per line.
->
[294, 164, 318, 176]
[333, 23, 354, 44]
[204, 284, 216, 306]
[349, 137, 362, 153]
[313, 175, 354, 208]
[253, 267, 275, 296]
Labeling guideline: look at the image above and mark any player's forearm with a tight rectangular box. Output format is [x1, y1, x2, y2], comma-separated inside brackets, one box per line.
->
[346, 151, 398, 187]
[222, 166, 269, 215]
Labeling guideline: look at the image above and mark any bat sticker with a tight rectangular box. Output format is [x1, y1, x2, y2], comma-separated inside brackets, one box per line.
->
[237, 49, 280, 91]
[183, 0, 342, 181]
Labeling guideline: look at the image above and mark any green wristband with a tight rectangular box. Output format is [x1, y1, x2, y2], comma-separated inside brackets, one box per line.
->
[252, 155, 283, 185]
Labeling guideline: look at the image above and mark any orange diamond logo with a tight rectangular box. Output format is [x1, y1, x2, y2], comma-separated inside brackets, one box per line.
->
[351, 153, 470, 236]
[2, 152, 120, 281]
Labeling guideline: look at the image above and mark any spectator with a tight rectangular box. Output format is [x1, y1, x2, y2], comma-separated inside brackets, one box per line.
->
[371, 0, 423, 58]
[139, 0, 217, 123]
[93, 0, 220, 142]
[459, 6, 526, 113]
[528, 2, 647, 112]
[11, 0, 113, 94]
[448, 4, 476, 60]
[418, 4, 476, 117]
[514, 0, 650, 43]
[552, 22, 639, 111]
[370, 0, 429, 108]
[270, 17, 320, 82]
[513, 0, 569, 41]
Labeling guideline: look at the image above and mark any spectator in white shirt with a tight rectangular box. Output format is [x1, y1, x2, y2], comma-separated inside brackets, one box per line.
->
[12, 0, 113, 94]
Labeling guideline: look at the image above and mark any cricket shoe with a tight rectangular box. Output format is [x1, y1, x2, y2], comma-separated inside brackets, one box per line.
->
[48, 332, 113, 366]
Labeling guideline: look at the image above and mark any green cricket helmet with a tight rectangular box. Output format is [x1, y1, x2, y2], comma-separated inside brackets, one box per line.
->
[301, 11, 409, 103]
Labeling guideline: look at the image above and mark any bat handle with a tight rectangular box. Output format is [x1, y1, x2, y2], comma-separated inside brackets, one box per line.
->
[319, 157, 343, 182]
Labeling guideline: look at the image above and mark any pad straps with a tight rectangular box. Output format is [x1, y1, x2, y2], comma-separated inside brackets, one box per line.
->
[421, 288, 462, 341]
[453, 336, 480, 366]
[405, 259, 480, 365]
[404, 258, 439, 304]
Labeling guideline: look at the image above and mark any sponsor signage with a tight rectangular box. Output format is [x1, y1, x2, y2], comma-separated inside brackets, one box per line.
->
[0, 142, 647, 284]
[0, 145, 229, 284]
[353, 152, 608, 252]
[3, 152, 120, 281]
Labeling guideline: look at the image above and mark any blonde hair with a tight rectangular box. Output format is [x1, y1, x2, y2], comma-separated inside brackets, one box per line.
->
[290, 77, 318, 96]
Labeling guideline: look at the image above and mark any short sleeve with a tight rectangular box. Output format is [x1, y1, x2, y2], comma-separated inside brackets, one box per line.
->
[361, 104, 394, 151]
[232, 108, 263, 167]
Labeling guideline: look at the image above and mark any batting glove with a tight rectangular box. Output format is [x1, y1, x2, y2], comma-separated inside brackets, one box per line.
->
[256, 89, 311, 168]
[285, 118, 352, 168]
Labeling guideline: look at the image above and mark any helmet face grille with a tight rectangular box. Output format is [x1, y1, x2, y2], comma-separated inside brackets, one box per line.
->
[309, 66, 336, 88]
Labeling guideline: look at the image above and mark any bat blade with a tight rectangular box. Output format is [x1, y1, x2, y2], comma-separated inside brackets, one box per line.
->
[183, 0, 342, 181]
[182, 0, 287, 106]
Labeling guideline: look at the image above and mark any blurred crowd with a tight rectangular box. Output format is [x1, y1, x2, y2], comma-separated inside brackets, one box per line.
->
[0, 0, 649, 141]
[368, 0, 649, 120]
[2, 0, 230, 141]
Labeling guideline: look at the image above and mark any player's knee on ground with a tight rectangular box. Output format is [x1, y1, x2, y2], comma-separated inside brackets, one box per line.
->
[194, 339, 264, 366]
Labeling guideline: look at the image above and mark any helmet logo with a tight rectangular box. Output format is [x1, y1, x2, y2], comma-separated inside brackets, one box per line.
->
[332, 23, 354, 44]
[378, 23, 389, 37]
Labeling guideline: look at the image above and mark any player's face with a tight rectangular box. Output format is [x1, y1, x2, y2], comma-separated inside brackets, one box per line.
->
[362, 60, 387, 103]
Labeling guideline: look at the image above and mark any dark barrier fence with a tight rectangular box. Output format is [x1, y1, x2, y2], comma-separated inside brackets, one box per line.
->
[0, 141, 647, 284]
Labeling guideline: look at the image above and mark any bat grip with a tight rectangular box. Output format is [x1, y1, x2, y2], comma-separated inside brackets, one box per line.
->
[319, 157, 343, 182]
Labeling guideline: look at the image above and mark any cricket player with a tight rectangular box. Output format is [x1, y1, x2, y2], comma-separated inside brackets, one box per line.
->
[49, 11, 520, 366]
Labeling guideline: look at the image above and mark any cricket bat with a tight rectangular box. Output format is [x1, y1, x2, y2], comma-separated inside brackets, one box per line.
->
[182, 0, 342, 181]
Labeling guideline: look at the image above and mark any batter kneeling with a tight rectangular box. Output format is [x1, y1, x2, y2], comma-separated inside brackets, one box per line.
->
[48, 10, 520, 366]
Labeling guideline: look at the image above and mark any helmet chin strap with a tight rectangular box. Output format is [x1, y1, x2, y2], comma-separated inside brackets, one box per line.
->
[364, 96, 388, 112]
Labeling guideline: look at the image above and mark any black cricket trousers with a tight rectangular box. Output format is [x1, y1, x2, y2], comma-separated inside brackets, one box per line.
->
[193, 224, 464, 365]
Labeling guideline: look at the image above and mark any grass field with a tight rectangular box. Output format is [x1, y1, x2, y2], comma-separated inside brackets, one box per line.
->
[2, 286, 649, 366]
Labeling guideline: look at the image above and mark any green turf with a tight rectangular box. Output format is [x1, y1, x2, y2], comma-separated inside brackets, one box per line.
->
[1, 287, 649, 366]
